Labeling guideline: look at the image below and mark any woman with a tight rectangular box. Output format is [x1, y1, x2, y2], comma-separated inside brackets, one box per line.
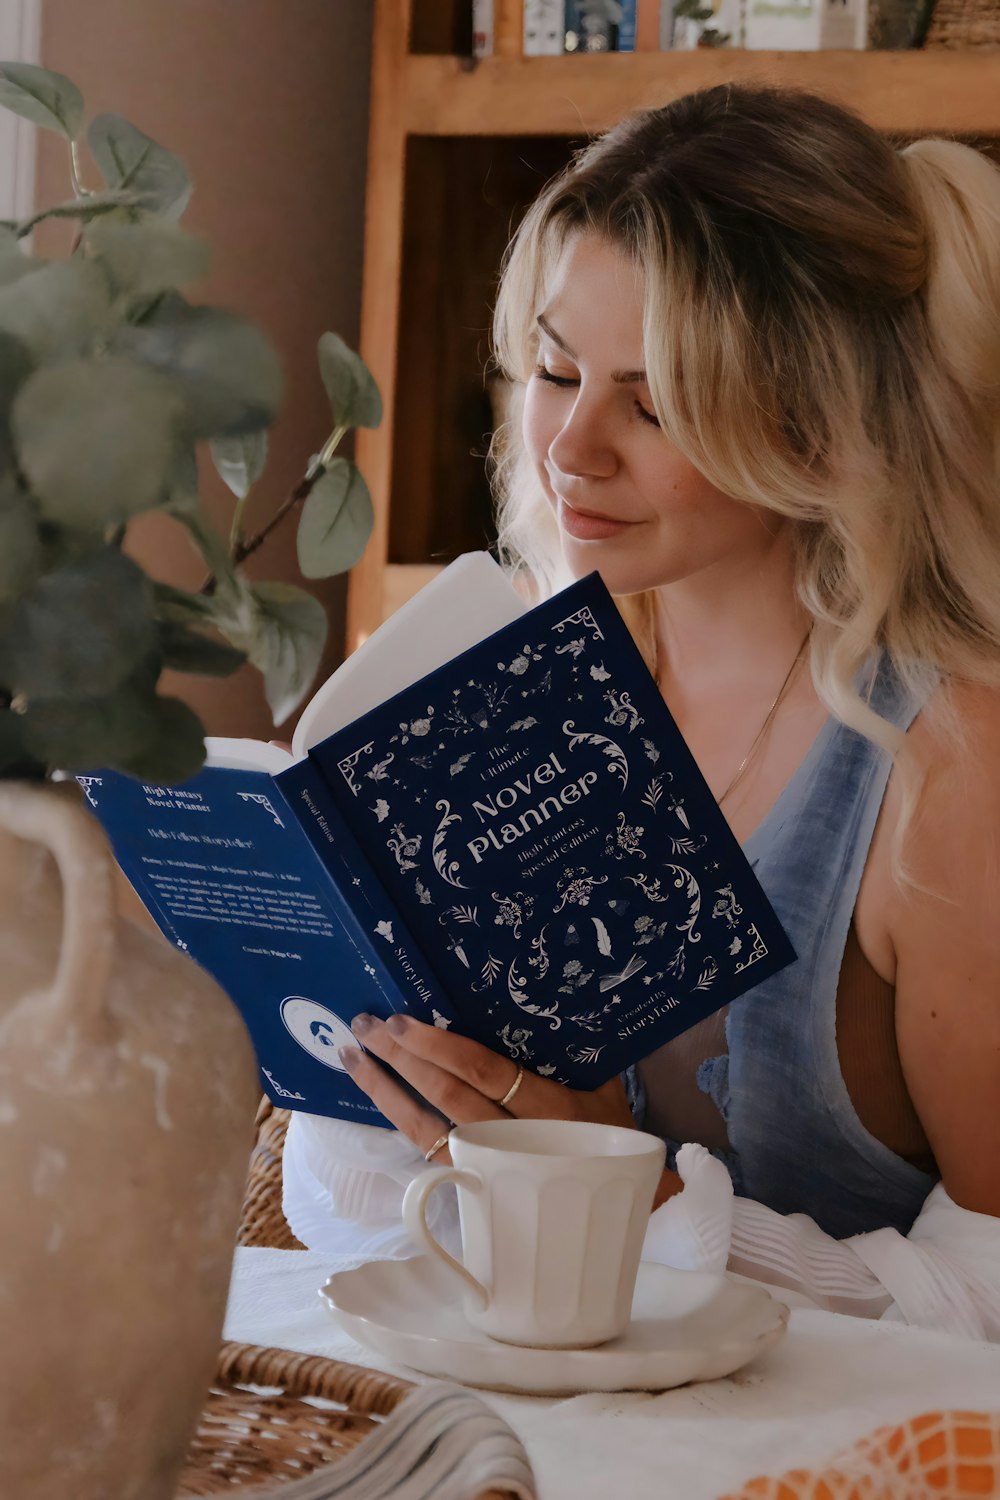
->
[284, 84, 1000, 1336]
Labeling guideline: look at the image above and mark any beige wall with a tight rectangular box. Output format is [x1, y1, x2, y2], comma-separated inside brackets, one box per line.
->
[35, 0, 374, 739]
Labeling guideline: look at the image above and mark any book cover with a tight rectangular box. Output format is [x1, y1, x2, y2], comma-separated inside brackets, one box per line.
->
[303, 572, 796, 1091]
[78, 763, 451, 1122]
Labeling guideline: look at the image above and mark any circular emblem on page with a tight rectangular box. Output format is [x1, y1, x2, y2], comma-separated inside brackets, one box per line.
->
[280, 997, 356, 1071]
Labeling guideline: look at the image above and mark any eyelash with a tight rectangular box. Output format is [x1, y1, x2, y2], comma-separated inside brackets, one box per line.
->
[531, 364, 660, 428]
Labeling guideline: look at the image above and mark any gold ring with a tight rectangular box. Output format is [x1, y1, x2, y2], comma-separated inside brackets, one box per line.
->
[424, 1132, 450, 1162]
[496, 1064, 524, 1110]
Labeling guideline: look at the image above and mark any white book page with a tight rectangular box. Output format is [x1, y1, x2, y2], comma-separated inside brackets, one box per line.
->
[204, 738, 294, 774]
[291, 551, 526, 755]
[207, 552, 526, 770]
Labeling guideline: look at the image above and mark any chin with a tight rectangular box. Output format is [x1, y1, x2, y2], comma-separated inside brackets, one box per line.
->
[558, 538, 670, 597]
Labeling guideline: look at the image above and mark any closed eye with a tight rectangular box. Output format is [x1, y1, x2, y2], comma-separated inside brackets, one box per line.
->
[533, 364, 577, 389]
[533, 364, 660, 428]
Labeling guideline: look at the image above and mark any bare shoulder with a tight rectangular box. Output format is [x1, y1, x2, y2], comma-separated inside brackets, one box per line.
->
[899, 676, 1000, 843]
[881, 677, 1000, 1215]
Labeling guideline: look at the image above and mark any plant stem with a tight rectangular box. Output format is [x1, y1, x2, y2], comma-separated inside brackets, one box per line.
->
[198, 467, 318, 595]
[189, 507, 243, 600]
[69, 140, 87, 200]
[232, 469, 317, 568]
[229, 494, 247, 554]
[317, 423, 348, 470]
[199, 425, 349, 593]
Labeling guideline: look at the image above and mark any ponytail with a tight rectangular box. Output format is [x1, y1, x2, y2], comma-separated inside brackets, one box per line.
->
[901, 139, 1000, 402]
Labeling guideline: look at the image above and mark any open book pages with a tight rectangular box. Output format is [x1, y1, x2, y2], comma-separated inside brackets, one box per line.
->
[82, 563, 795, 1120]
[206, 552, 527, 774]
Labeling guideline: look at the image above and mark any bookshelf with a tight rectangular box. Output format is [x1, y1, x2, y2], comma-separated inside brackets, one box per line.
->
[346, 0, 1000, 652]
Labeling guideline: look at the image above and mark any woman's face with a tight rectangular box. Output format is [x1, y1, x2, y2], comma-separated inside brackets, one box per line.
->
[521, 233, 780, 597]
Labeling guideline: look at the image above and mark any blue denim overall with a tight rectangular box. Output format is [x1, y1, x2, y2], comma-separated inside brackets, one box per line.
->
[628, 657, 938, 1239]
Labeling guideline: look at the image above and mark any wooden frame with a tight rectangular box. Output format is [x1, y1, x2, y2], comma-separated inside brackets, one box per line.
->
[0, 0, 41, 225]
[347, 0, 1000, 654]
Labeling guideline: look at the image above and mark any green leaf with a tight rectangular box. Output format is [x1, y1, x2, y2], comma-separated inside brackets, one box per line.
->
[174, 504, 242, 606]
[16, 189, 138, 238]
[221, 579, 327, 726]
[317, 332, 382, 430]
[3, 547, 156, 700]
[152, 579, 215, 623]
[0, 62, 84, 140]
[116, 300, 284, 438]
[296, 458, 374, 579]
[158, 443, 201, 519]
[210, 430, 268, 500]
[0, 331, 34, 465]
[0, 258, 111, 360]
[24, 683, 206, 783]
[85, 216, 211, 300]
[117, 694, 206, 782]
[0, 480, 42, 603]
[13, 355, 185, 527]
[156, 618, 246, 677]
[88, 113, 191, 220]
[0, 227, 44, 287]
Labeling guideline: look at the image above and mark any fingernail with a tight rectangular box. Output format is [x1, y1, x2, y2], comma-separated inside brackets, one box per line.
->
[352, 1013, 375, 1036]
[385, 1014, 409, 1037]
[338, 1046, 363, 1072]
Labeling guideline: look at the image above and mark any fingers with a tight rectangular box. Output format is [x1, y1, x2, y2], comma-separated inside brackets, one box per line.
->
[353, 1012, 579, 1121]
[337, 1044, 451, 1154]
[346, 1014, 512, 1127]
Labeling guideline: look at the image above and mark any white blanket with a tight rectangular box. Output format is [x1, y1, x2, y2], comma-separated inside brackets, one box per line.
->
[225, 1246, 1000, 1500]
[283, 1114, 1000, 1340]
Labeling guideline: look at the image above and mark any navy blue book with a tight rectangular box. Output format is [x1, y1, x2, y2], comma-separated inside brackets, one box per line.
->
[82, 555, 796, 1122]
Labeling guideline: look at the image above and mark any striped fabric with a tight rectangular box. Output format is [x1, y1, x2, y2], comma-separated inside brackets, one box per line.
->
[250, 1381, 535, 1500]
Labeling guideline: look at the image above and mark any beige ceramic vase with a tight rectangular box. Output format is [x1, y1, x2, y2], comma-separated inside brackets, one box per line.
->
[0, 780, 259, 1499]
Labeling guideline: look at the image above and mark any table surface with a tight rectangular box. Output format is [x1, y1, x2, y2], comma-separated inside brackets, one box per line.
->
[225, 1247, 1000, 1500]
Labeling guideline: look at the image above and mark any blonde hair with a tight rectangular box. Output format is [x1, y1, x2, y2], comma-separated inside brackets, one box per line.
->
[490, 84, 1000, 879]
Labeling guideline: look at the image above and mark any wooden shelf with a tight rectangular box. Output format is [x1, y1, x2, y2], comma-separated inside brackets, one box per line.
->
[347, 2, 1000, 653]
[404, 50, 1000, 137]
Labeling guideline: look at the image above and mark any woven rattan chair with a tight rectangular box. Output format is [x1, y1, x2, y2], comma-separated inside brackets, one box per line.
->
[177, 1342, 422, 1496]
[236, 1097, 304, 1251]
[176, 1100, 513, 1496]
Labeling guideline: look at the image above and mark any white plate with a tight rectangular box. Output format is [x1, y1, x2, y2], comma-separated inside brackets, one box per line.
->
[319, 1256, 788, 1396]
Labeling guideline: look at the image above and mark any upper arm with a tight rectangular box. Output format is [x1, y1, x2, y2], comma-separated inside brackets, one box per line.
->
[887, 683, 1000, 1217]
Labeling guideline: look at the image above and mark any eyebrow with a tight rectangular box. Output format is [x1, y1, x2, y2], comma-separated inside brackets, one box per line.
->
[536, 315, 647, 386]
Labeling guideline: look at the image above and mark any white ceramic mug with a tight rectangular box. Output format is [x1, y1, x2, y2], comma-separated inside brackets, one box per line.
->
[402, 1117, 666, 1348]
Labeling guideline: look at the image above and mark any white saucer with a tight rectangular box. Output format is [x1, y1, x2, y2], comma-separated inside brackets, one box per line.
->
[319, 1256, 788, 1396]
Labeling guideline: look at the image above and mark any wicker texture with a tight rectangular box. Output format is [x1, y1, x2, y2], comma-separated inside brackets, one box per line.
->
[180, 1102, 424, 1494]
[237, 1098, 304, 1251]
[186, 1103, 514, 1497]
[177, 1342, 416, 1496]
[924, 0, 1000, 49]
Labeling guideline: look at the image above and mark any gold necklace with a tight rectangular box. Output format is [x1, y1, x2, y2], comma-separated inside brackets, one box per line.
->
[717, 629, 812, 809]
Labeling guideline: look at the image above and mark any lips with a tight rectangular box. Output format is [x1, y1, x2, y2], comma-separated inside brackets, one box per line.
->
[557, 497, 638, 541]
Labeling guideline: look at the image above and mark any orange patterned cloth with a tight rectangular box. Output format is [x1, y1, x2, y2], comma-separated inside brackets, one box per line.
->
[719, 1411, 1000, 1499]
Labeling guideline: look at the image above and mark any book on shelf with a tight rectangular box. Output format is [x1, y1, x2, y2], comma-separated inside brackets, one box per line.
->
[81, 553, 796, 1125]
[524, 0, 565, 54]
[565, 1, 637, 51]
[475, 0, 651, 58]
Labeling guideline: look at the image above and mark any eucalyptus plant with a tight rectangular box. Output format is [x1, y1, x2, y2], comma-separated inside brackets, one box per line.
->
[0, 62, 379, 785]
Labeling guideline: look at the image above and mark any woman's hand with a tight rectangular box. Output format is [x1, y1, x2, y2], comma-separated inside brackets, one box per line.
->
[338, 1012, 635, 1166]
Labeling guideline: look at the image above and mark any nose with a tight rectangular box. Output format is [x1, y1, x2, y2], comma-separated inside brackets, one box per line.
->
[547, 390, 618, 484]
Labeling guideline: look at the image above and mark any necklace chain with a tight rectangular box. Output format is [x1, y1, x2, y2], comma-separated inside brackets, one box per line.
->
[717, 630, 812, 809]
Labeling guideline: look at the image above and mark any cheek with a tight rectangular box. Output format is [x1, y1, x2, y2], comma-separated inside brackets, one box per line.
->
[521, 384, 553, 469]
[642, 454, 729, 519]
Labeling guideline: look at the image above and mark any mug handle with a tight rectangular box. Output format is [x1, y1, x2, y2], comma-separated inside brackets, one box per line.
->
[402, 1166, 489, 1311]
